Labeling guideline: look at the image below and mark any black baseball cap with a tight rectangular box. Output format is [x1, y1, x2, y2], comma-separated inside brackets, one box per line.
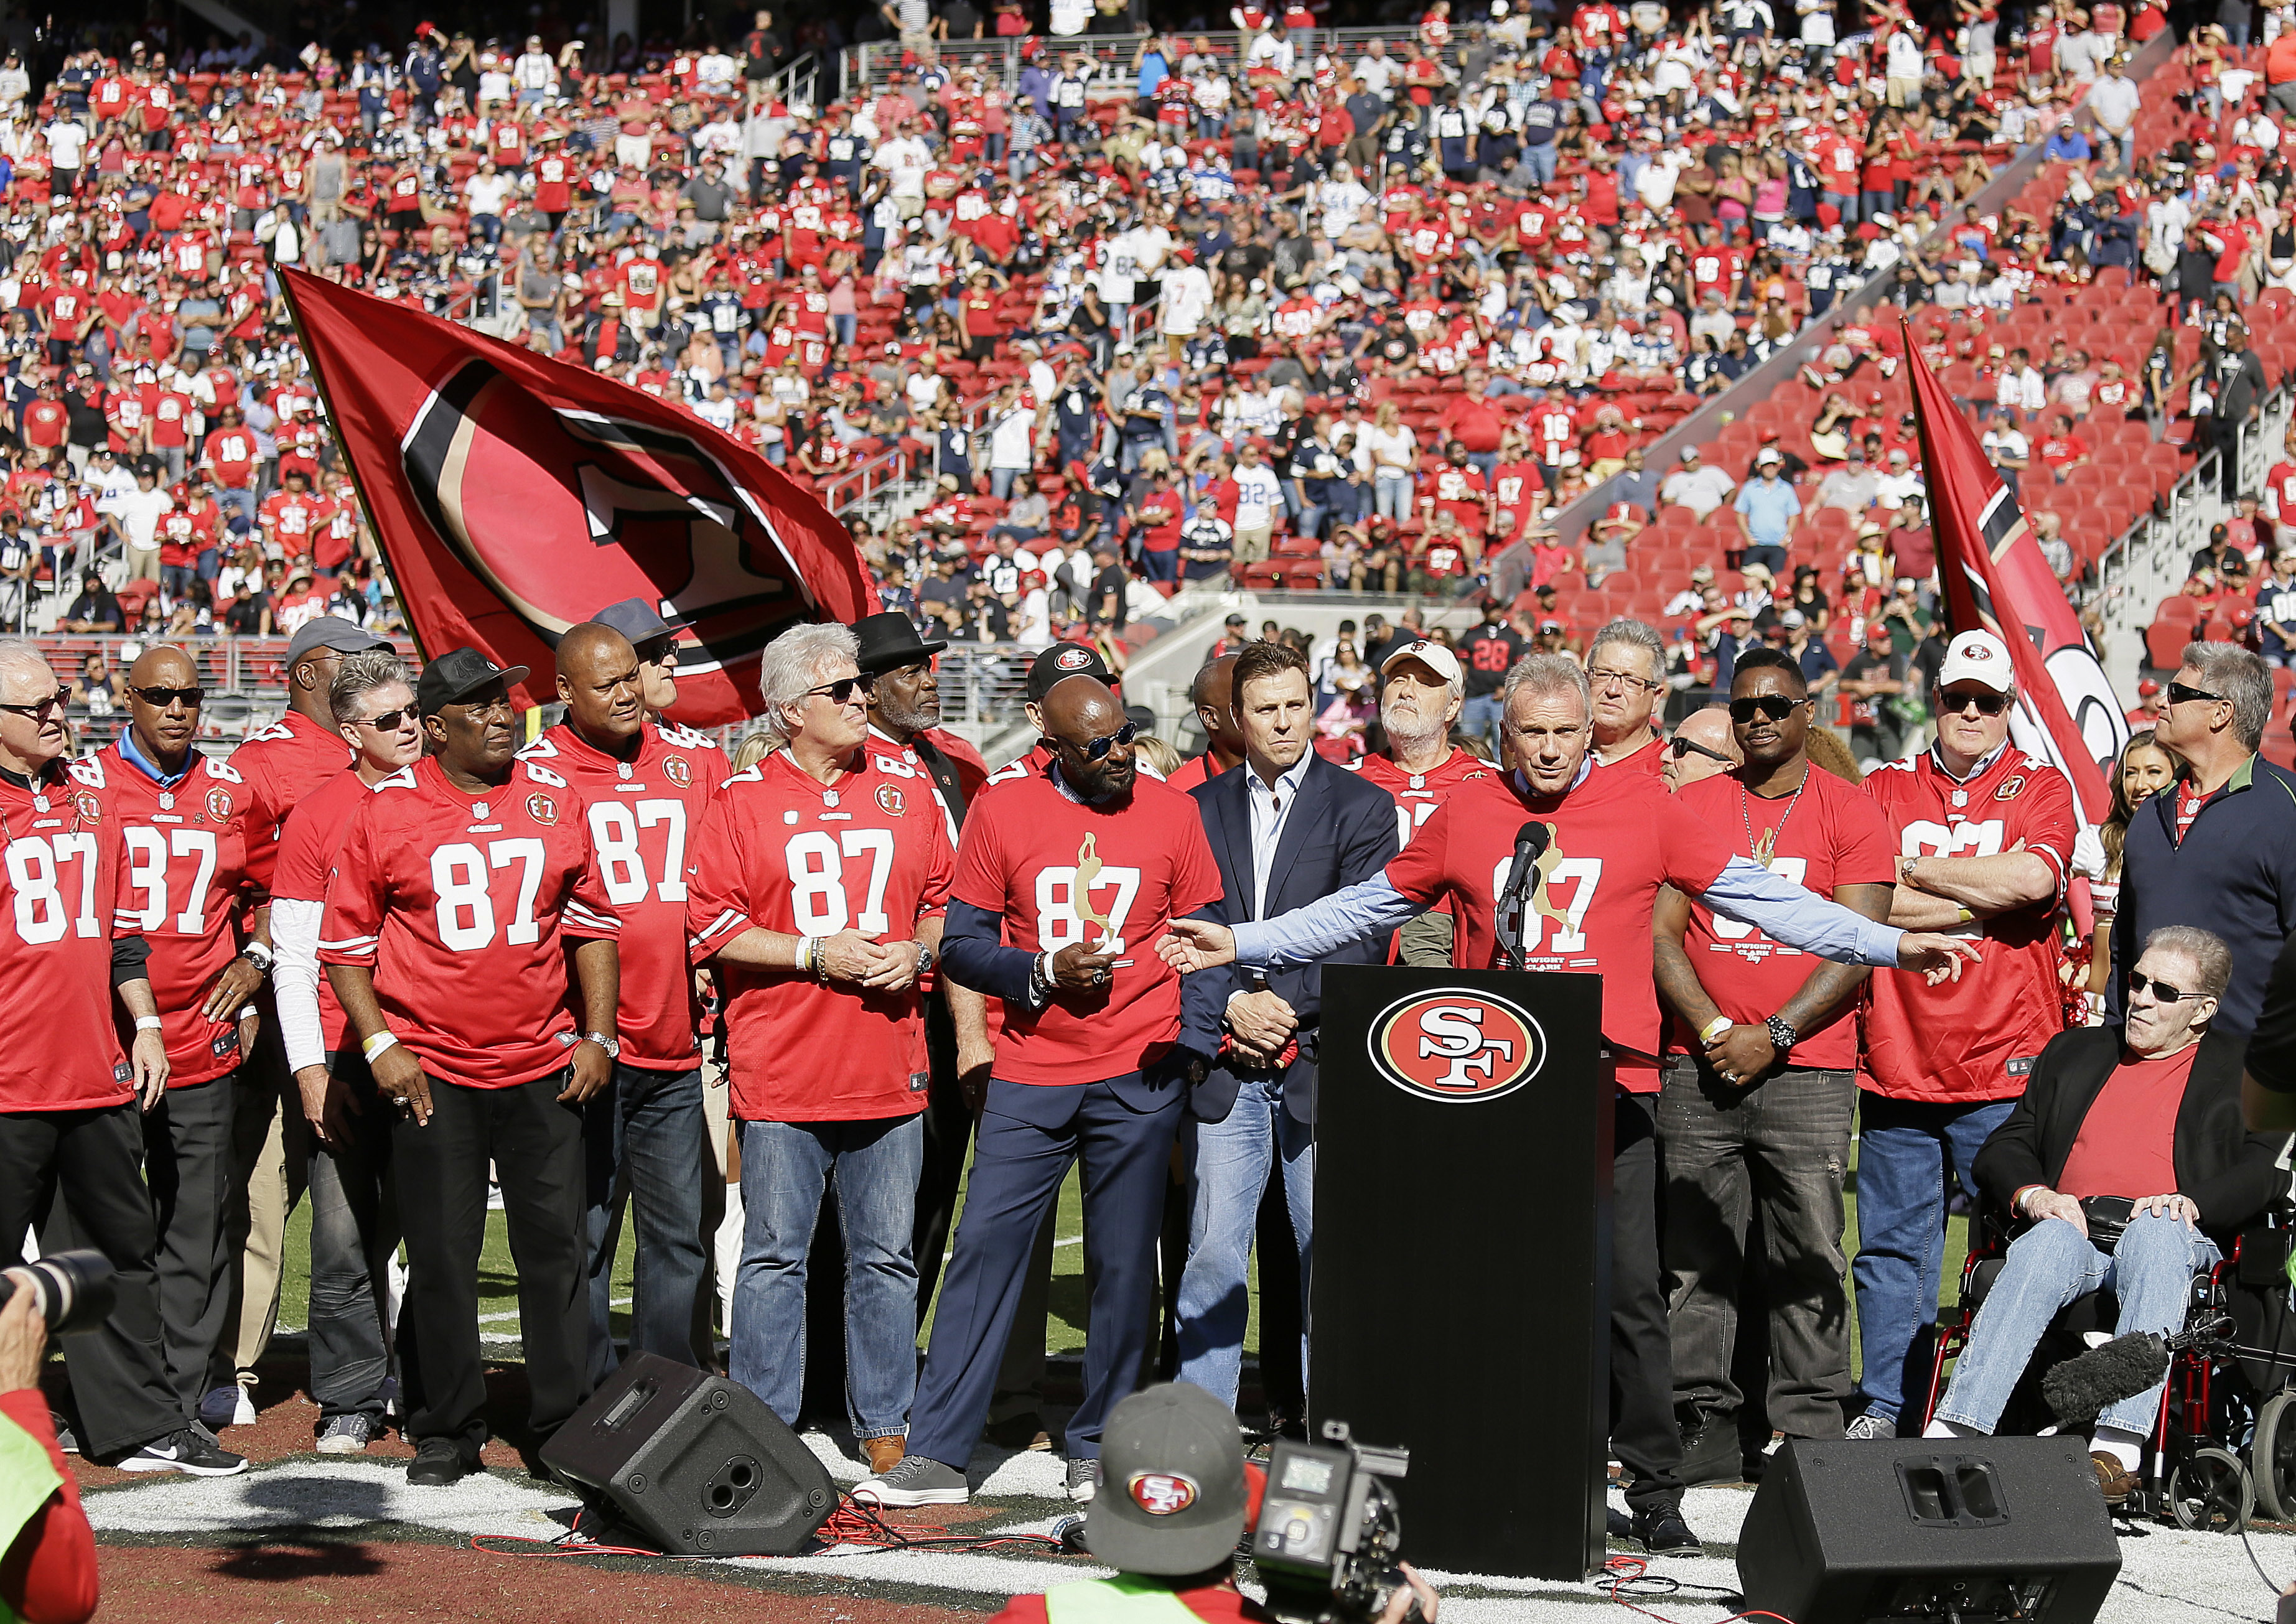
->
[415, 646, 531, 716]
[1086, 1383, 1248, 1575]
[1025, 640, 1114, 701]
[592, 595, 692, 645]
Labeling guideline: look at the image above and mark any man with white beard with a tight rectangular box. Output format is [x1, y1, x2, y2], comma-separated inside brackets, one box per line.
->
[1345, 638, 1493, 966]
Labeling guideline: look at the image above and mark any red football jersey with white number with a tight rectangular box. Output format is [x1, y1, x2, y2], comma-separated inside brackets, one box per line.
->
[950, 772, 1223, 1085]
[1859, 747, 2075, 1103]
[0, 765, 135, 1111]
[685, 750, 953, 1121]
[93, 745, 258, 1086]
[319, 757, 619, 1089]
[230, 707, 354, 893]
[523, 723, 721, 1068]
[272, 765, 373, 1053]
[1384, 763, 1735, 1085]
[1348, 746, 1490, 859]
[1668, 767, 1898, 1070]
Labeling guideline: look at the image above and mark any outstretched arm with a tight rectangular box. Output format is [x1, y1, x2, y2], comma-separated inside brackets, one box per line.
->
[1160, 872, 1422, 972]
[1697, 856, 1977, 980]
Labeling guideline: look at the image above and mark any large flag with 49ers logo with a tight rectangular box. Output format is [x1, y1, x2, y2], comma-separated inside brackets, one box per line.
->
[1903, 327, 2128, 826]
[282, 269, 878, 726]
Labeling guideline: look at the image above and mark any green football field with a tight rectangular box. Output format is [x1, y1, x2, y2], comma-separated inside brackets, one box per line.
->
[269, 1141, 1971, 1379]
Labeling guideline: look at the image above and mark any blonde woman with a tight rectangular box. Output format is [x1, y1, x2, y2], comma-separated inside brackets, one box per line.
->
[1363, 401, 1417, 522]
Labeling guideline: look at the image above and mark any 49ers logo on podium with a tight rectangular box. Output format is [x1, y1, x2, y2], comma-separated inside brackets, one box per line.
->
[1367, 990, 1546, 1103]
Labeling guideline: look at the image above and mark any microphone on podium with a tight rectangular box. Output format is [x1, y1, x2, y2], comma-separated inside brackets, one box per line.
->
[1496, 821, 1551, 973]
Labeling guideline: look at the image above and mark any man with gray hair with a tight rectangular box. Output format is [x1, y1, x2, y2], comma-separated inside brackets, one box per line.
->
[1931, 925, 2285, 1505]
[2113, 640, 2296, 1039]
[1587, 618, 1671, 776]
[1160, 652, 1977, 1552]
[686, 622, 954, 1475]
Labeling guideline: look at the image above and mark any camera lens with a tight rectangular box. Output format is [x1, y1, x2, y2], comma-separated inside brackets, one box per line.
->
[1, 1250, 116, 1337]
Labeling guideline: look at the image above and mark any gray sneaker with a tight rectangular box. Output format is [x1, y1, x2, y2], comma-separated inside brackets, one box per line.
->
[854, 1454, 969, 1506]
[316, 1414, 378, 1455]
[1846, 1412, 1897, 1441]
[1066, 1457, 1102, 1505]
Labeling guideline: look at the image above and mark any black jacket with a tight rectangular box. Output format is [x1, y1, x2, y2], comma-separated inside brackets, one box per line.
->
[1971, 1025, 2291, 1244]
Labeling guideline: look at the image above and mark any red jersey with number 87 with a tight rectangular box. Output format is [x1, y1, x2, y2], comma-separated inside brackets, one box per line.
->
[0, 767, 136, 1111]
[93, 745, 258, 1088]
[685, 750, 953, 1121]
[1383, 763, 1736, 1085]
[523, 723, 721, 1069]
[950, 772, 1223, 1085]
[1859, 747, 2074, 1103]
[320, 757, 619, 1089]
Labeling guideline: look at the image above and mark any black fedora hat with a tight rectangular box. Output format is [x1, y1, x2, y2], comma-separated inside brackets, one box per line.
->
[851, 611, 948, 676]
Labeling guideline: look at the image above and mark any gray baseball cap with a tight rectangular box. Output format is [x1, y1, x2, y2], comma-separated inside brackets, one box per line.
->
[284, 615, 388, 668]
[1085, 1383, 1248, 1576]
[592, 596, 692, 644]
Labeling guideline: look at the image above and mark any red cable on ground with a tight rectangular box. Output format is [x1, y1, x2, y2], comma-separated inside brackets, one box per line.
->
[470, 1493, 1070, 1562]
[1596, 1555, 1799, 1624]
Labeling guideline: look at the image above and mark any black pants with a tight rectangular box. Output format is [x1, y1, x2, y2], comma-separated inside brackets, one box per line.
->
[1613, 1090, 1682, 1513]
[393, 1070, 587, 1455]
[0, 1103, 182, 1458]
[143, 1075, 237, 1421]
[912, 990, 969, 1316]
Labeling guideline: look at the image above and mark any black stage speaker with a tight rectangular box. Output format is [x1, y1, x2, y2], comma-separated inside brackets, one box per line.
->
[540, 1353, 838, 1555]
[1737, 1437, 2122, 1624]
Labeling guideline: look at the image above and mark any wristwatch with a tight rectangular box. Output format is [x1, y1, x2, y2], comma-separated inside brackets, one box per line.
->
[915, 941, 937, 979]
[582, 1031, 622, 1060]
[1764, 1015, 1799, 1055]
[239, 940, 276, 976]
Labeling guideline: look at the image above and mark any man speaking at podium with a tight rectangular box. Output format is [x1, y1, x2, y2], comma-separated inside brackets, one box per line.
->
[1159, 653, 1975, 1551]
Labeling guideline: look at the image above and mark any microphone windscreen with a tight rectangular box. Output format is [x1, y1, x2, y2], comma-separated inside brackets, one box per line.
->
[2041, 1332, 2171, 1427]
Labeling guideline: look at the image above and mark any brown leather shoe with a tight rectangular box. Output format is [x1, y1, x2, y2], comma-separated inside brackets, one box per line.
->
[2090, 1452, 2138, 1505]
[865, 1435, 907, 1476]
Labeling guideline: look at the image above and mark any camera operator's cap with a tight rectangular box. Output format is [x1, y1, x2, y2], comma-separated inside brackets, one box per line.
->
[416, 646, 531, 716]
[1086, 1383, 1248, 1576]
[593, 595, 693, 643]
[284, 615, 387, 668]
[1380, 638, 1462, 687]
[1936, 629, 2014, 694]
[1025, 640, 1114, 701]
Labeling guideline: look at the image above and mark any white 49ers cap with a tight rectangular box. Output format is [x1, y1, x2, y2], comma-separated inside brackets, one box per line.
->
[1936, 629, 2015, 694]
[1381, 638, 1463, 687]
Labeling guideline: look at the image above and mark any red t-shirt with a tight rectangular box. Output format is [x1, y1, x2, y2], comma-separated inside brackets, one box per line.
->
[1383, 761, 1735, 1083]
[1598, 734, 1668, 779]
[1860, 747, 2076, 1103]
[319, 757, 619, 1089]
[0, 1389, 99, 1623]
[1667, 765, 1898, 1069]
[685, 749, 953, 1120]
[1164, 751, 1235, 793]
[522, 722, 721, 1069]
[950, 771, 1223, 1085]
[94, 745, 258, 1088]
[230, 706, 355, 893]
[2056, 1044, 2193, 1201]
[1348, 745, 1491, 853]
[0, 763, 134, 1112]
[272, 765, 373, 1054]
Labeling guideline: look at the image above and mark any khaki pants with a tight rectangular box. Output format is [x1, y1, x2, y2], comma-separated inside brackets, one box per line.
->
[219, 1051, 307, 1388]
[124, 544, 159, 582]
[1233, 526, 1273, 564]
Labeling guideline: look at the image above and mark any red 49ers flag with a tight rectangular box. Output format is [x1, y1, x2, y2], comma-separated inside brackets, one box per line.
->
[1904, 329, 2127, 824]
[282, 269, 877, 726]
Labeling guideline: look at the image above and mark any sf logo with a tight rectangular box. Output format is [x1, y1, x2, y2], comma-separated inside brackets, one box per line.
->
[1416, 1004, 1516, 1089]
[1370, 991, 1545, 1103]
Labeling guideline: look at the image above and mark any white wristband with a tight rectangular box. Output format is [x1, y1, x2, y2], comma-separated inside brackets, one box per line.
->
[134, 1015, 164, 1032]
[362, 1031, 400, 1063]
[1698, 1015, 1732, 1045]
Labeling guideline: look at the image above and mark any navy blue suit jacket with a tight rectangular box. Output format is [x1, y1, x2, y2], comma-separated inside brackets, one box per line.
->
[1190, 754, 1398, 1124]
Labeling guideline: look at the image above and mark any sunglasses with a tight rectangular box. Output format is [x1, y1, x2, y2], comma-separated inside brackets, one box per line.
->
[1939, 688, 2012, 716]
[1669, 736, 1735, 765]
[131, 685, 205, 708]
[2127, 970, 2205, 1003]
[354, 706, 413, 732]
[0, 686, 70, 720]
[805, 675, 874, 706]
[2167, 680, 2224, 707]
[1066, 721, 1139, 761]
[1728, 695, 1808, 723]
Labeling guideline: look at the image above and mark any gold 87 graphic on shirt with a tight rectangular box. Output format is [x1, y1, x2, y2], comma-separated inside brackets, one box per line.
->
[1366, 990, 1546, 1103]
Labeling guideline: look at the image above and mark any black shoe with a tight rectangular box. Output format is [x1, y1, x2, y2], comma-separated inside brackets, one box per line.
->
[1678, 1416, 1744, 1487]
[985, 1411, 1052, 1451]
[1630, 1505, 1703, 1554]
[116, 1427, 249, 1476]
[407, 1438, 477, 1486]
[1605, 1505, 1633, 1541]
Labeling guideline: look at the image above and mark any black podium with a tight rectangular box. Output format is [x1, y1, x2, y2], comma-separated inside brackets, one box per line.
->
[1309, 964, 1609, 1580]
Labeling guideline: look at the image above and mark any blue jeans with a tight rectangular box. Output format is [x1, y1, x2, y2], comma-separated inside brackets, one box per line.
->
[1460, 691, 1506, 752]
[1176, 1075, 1312, 1406]
[584, 1063, 711, 1382]
[1374, 476, 1414, 521]
[1851, 1093, 2015, 1426]
[1521, 141, 1557, 187]
[732, 1113, 923, 1437]
[1936, 1211, 2219, 1437]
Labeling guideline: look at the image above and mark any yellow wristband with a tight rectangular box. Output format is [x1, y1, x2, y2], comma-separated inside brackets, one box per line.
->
[1699, 1015, 1733, 1045]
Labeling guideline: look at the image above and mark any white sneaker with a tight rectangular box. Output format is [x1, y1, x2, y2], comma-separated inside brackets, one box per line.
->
[1066, 1458, 1102, 1505]
[198, 1384, 256, 1430]
[316, 1414, 377, 1455]
[1846, 1413, 1896, 1441]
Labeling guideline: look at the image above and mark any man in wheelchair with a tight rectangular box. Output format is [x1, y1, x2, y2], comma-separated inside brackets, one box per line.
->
[1921, 926, 2290, 1503]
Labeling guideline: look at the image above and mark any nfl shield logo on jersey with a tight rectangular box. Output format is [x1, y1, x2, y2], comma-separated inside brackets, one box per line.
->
[1368, 990, 1546, 1104]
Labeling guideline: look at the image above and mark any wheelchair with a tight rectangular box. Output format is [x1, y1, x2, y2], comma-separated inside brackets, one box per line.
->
[1918, 1206, 2296, 1533]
